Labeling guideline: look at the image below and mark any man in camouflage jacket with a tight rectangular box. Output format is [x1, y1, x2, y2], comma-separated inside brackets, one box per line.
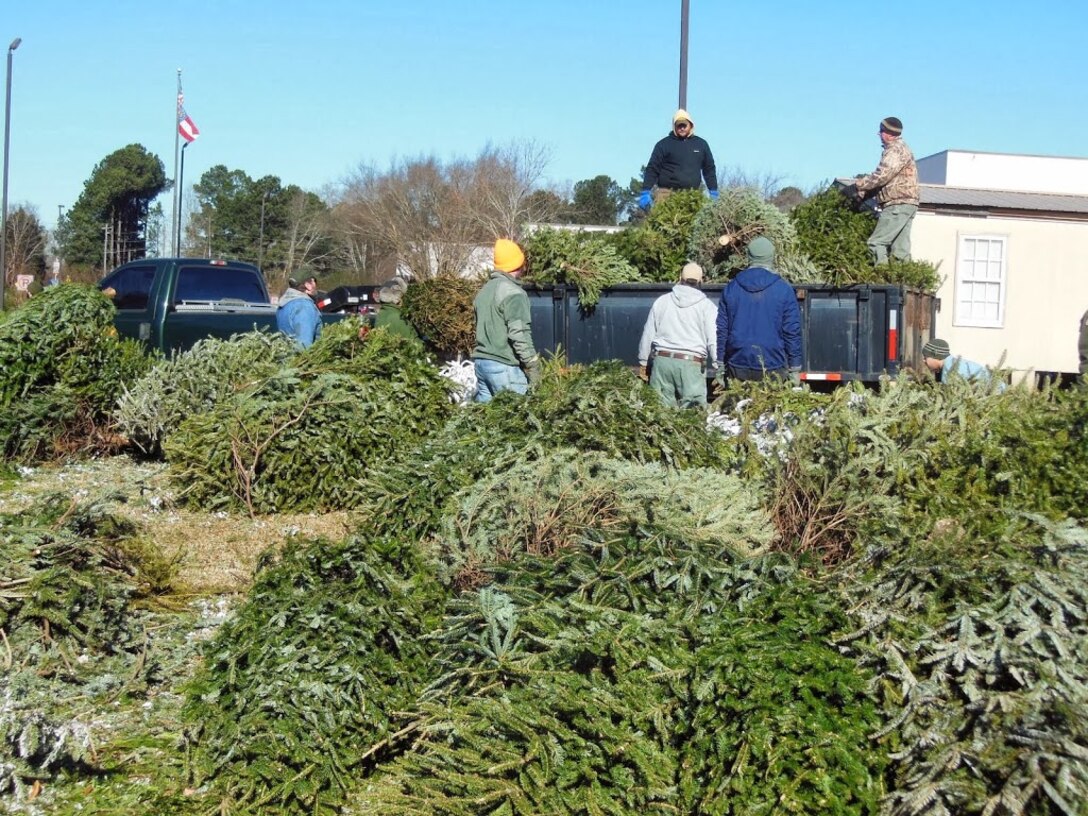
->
[854, 116, 919, 264]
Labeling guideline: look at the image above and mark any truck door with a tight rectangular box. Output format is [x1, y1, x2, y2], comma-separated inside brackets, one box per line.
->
[98, 263, 158, 344]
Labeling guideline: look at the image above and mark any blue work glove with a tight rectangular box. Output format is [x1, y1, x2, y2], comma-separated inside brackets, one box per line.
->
[708, 189, 720, 200]
[638, 190, 652, 210]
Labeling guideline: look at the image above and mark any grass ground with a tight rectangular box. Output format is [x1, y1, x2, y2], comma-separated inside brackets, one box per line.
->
[0, 455, 358, 595]
[0, 455, 358, 815]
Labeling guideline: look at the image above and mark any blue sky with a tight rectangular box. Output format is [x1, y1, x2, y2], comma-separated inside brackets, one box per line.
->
[5, 1, 1088, 231]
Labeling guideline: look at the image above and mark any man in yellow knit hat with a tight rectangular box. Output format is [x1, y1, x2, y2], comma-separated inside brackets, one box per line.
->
[472, 238, 540, 402]
[638, 109, 719, 210]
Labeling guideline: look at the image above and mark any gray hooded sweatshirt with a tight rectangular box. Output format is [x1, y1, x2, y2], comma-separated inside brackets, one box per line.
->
[638, 283, 718, 366]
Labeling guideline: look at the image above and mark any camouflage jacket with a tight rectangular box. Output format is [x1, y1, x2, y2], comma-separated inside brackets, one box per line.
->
[856, 137, 919, 206]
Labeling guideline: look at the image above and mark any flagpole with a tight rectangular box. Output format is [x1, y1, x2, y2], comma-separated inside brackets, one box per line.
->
[171, 69, 181, 257]
[176, 141, 188, 256]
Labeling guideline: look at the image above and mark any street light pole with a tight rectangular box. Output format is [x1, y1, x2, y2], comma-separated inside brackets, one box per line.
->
[257, 191, 268, 271]
[678, 0, 689, 110]
[1, 37, 22, 309]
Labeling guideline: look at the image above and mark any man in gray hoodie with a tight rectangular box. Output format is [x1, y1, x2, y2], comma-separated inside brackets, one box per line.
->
[638, 262, 718, 408]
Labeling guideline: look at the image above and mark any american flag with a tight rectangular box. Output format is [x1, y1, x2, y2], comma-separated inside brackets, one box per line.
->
[177, 90, 200, 143]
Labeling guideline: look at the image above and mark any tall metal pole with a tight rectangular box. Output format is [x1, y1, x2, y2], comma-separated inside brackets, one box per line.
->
[1, 37, 22, 309]
[257, 191, 268, 271]
[55, 205, 64, 282]
[678, 0, 689, 110]
[175, 141, 188, 256]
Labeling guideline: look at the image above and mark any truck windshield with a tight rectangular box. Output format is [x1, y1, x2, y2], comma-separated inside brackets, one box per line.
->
[174, 265, 268, 303]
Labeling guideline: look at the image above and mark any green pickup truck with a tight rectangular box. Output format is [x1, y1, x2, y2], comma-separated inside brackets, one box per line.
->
[99, 257, 336, 355]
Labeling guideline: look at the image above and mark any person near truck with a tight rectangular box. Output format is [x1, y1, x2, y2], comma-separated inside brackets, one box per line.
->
[637, 261, 718, 409]
[472, 238, 541, 403]
[715, 236, 802, 383]
[638, 109, 719, 210]
[276, 269, 322, 348]
[373, 277, 419, 341]
[851, 116, 919, 265]
[1079, 308, 1088, 382]
[922, 338, 1005, 391]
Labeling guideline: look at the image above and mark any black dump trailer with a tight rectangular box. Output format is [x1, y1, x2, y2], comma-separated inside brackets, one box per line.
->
[316, 285, 381, 316]
[525, 282, 938, 384]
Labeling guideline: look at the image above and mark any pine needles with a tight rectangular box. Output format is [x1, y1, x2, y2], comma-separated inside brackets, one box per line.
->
[524, 227, 641, 308]
[401, 277, 482, 359]
[114, 329, 297, 455]
[163, 324, 456, 514]
[0, 285, 153, 462]
[0, 494, 176, 797]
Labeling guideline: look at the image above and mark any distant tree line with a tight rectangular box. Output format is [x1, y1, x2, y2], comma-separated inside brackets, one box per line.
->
[43, 140, 817, 288]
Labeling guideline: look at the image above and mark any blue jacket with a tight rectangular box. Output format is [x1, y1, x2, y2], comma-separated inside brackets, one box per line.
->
[276, 287, 322, 348]
[716, 266, 802, 371]
[942, 355, 1005, 391]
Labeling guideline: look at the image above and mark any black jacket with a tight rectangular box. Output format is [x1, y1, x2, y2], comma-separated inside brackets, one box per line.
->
[642, 132, 717, 192]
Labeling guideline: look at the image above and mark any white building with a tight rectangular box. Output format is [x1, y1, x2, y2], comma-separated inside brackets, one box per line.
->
[912, 150, 1088, 383]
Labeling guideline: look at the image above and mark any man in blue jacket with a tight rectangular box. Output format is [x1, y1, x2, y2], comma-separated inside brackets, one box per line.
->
[276, 269, 322, 348]
[716, 236, 802, 382]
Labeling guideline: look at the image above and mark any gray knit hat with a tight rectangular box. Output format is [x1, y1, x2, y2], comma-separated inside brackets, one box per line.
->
[377, 277, 407, 305]
[746, 236, 775, 267]
[922, 338, 950, 360]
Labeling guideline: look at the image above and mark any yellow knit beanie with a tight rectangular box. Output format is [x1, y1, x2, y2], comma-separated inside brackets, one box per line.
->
[494, 239, 525, 273]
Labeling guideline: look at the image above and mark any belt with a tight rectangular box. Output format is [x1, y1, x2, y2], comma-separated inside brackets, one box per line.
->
[654, 349, 705, 364]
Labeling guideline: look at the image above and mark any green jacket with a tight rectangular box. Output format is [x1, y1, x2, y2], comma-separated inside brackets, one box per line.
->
[373, 304, 419, 342]
[473, 271, 537, 367]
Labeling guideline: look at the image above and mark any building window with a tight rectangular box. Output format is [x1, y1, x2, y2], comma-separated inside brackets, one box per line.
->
[954, 234, 1007, 328]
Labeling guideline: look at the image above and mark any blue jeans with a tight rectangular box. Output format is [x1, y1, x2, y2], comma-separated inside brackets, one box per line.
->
[474, 358, 528, 403]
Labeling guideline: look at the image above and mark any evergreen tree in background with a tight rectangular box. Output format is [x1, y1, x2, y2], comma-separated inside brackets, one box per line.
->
[56, 144, 167, 272]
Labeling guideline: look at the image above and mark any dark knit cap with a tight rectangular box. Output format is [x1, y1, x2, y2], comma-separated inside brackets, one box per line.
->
[880, 116, 904, 135]
[922, 338, 950, 360]
[746, 236, 775, 267]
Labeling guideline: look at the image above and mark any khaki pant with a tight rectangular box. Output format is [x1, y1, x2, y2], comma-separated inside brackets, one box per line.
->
[868, 203, 918, 264]
[650, 355, 706, 409]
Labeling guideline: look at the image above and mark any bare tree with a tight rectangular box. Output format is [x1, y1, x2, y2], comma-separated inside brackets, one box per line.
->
[326, 202, 382, 282]
[467, 140, 554, 238]
[336, 156, 483, 279]
[281, 189, 336, 275]
[4, 204, 47, 285]
[717, 165, 787, 200]
[331, 140, 557, 280]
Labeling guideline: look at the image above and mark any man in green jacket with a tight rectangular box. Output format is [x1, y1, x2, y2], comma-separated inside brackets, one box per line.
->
[472, 238, 540, 402]
[373, 277, 419, 341]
